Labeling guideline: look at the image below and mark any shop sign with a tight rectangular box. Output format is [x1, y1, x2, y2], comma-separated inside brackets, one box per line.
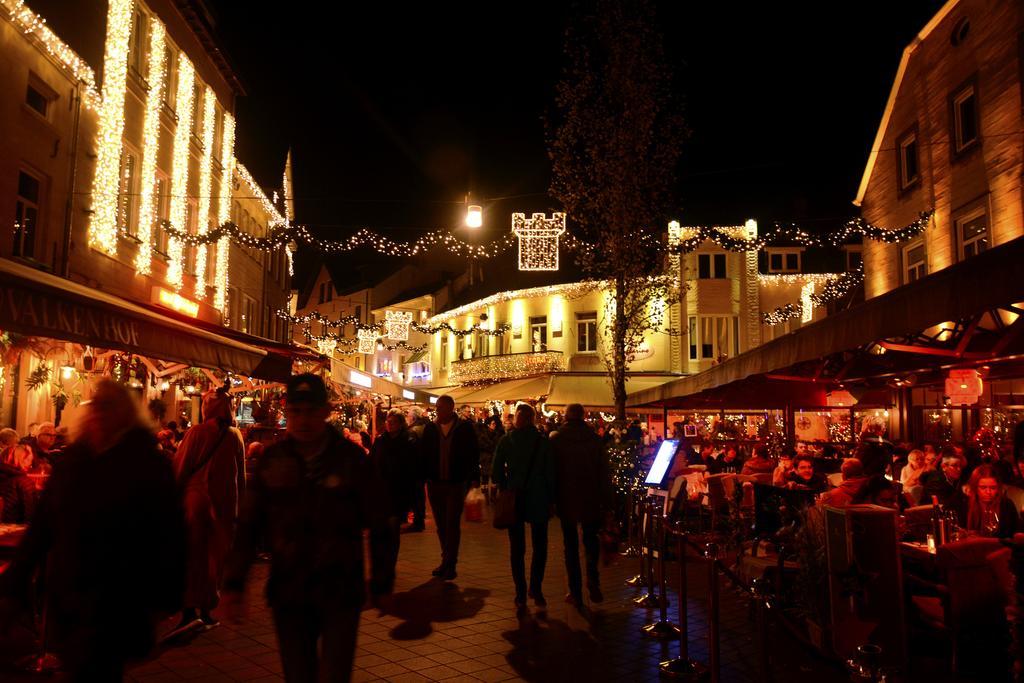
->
[349, 370, 372, 388]
[402, 389, 415, 400]
[945, 368, 982, 405]
[0, 284, 141, 347]
[627, 341, 653, 362]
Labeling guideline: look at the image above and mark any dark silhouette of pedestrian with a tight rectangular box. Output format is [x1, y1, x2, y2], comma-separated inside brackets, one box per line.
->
[406, 408, 430, 531]
[0, 380, 185, 682]
[223, 374, 389, 683]
[369, 409, 419, 596]
[492, 403, 556, 608]
[551, 403, 611, 606]
[421, 394, 479, 581]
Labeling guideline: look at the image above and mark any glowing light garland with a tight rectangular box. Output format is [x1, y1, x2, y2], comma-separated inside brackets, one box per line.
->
[166, 53, 196, 290]
[133, 18, 166, 275]
[411, 321, 511, 337]
[424, 281, 600, 326]
[235, 163, 286, 226]
[384, 310, 413, 341]
[761, 265, 864, 326]
[88, 0, 133, 256]
[214, 116, 235, 316]
[0, 0, 100, 109]
[278, 309, 384, 332]
[447, 351, 567, 385]
[291, 225, 517, 258]
[512, 212, 566, 271]
[193, 87, 216, 299]
[757, 273, 840, 286]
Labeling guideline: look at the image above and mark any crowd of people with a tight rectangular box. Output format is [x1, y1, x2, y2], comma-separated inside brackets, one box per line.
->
[0, 378, 617, 682]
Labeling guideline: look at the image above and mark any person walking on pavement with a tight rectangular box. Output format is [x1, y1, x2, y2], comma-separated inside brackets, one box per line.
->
[0, 380, 185, 682]
[492, 403, 557, 608]
[421, 394, 479, 581]
[167, 388, 245, 637]
[222, 374, 390, 683]
[551, 403, 610, 606]
[369, 409, 419, 595]
[405, 408, 429, 531]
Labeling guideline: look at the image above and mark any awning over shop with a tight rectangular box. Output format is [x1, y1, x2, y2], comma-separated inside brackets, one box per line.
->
[546, 373, 676, 409]
[629, 235, 1024, 409]
[0, 258, 289, 380]
[330, 359, 436, 404]
[454, 376, 552, 405]
[404, 348, 429, 365]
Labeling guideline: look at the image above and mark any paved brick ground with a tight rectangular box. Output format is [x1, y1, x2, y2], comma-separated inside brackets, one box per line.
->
[116, 503, 845, 683]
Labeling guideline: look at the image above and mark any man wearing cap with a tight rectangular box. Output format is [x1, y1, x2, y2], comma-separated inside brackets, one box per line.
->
[223, 374, 389, 682]
[421, 394, 479, 581]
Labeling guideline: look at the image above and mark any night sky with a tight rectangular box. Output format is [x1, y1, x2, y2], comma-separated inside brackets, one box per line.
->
[211, 2, 943, 288]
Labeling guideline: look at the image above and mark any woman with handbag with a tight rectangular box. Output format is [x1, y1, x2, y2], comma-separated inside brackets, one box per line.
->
[492, 403, 557, 609]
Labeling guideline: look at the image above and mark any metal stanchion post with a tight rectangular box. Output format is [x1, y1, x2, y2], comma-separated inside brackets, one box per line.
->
[643, 508, 680, 639]
[706, 543, 721, 683]
[751, 577, 772, 683]
[634, 500, 663, 608]
[626, 493, 644, 586]
[660, 520, 707, 679]
[621, 490, 640, 558]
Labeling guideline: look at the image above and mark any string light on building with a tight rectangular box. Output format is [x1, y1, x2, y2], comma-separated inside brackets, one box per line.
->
[0, 0, 101, 109]
[384, 311, 413, 341]
[133, 18, 167, 275]
[278, 309, 385, 332]
[166, 53, 196, 290]
[87, 0, 133, 256]
[194, 87, 216, 299]
[800, 281, 815, 323]
[236, 163, 287, 226]
[757, 273, 841, 286]
[411, 321, 511, 337]
[762, 264, 865, 326]
[214, 116, 236, 316]
[512, 212, 566, 271]
[423, 281, 599, 326]
[447, 351, 566, 385]
[357, 328, 378, 354]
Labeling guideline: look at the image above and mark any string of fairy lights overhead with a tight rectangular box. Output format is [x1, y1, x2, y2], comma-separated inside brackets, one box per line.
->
[761, 264, 865, 325]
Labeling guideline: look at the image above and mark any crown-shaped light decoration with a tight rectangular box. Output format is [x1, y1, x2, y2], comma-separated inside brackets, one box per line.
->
[357, 328, 378, 354]
[316, 338, 337, 357]
[512, 212, 566, 271]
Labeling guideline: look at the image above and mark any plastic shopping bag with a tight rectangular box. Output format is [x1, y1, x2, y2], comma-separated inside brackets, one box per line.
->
[464, 487, 485, 523]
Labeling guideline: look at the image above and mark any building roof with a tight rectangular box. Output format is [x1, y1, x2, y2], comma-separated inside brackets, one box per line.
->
[853, 0, 960, 207]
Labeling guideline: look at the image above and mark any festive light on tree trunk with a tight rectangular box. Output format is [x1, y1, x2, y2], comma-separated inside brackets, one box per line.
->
[133, 18, 167, 275]
[194, 87, 216, 299]
[384, 311, 413, 341]
[88, 0, 133, 256]
[512, 212, 566, 271]
[166, 53, 196, 290]
[357, 328, 378, 355]
[214, 115, 235, 316]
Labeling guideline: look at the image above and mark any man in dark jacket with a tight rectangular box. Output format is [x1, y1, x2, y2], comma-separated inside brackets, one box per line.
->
[0, 380, 185, 682]
[421, 394, 479, 581]
[551, 403, 610, 606]
[223, 374, 389, 683]
[920, 447, 967, 506]
[369, 409, 419, 595]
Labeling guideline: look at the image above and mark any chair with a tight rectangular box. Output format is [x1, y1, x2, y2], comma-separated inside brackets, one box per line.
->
[907, 537, 1006, 674]
[705, 473, 736, 532]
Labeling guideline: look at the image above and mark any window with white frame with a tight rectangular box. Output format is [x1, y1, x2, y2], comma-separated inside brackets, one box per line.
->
[530, 315, 548, 351]
[951, 81, 979, 155]
[768, 249, 801, 273]
[697, 253, 727, 279]
[897, 129, 919, 190]
[902, 241, 927, 283]
[956, 208, 989, 260]
[689, 315, 739, 361]
[440, 335, 449, 369]
[14, 170, 41, 259]
[25, 75, 52, 119]
[577, 312, 598, 352]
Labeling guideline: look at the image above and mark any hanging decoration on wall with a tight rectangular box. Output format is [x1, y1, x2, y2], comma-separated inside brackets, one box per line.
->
[410, 321, 511, 337]
[771, 211, 933, 247]
[357, 328, 377, 355]
[316, 338, 337, 357]
[384, 311, 413, 341]
[761, 265, 865, 326]
[512, 212, 566, 271]
[278, 309, 384, 332]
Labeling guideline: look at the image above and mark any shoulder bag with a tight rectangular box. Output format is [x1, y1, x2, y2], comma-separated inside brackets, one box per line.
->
[492, 433, 541, 530]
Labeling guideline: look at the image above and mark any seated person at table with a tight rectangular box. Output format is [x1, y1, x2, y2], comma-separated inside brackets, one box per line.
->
[899, 449, 927, 488]
[817, 458, 868, 508]
[954, 464, 1019, 539]
[787, 454, 828, 492]
[920, 447, 967, 507]
[0, 436, 36, 523]
[709, 444, 743, 474]
[772, 448, 796, 487]
[850, 475, 900, 510]
[856, 439, 891, 478]
[741, 445, 775, 476]
[688, 442, 715, 467]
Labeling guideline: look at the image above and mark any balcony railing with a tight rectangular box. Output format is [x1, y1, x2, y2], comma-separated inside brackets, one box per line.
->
[448, 350, 566, 384]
